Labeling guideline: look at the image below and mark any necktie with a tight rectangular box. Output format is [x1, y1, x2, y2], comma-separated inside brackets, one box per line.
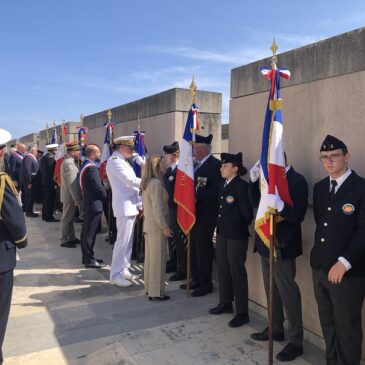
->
[330, 180, 337, 199]
[224, 180, 228, 188]
[194, 162, 201, 172]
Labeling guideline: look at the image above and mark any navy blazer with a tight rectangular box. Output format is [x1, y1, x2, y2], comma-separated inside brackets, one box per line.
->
[216, 176, 253, 240]
[81, 162, 107, 213]
[39, 153, 56, 187]
[20, 154, 38, 187]
[311, 171, 365, 277]
[163, 166, 177, 210]
[0, 173, 28, 273]
[250, 166, 308, 259]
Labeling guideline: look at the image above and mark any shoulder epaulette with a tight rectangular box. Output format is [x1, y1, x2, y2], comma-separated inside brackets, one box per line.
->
[0, 172, 19, 220]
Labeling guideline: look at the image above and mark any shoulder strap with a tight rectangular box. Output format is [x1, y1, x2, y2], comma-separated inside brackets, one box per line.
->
[0, 172, 19, 219]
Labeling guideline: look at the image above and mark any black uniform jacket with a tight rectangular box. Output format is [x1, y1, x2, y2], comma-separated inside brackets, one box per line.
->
[81, 162, 107, 213]
[20, 154, 39, 188]
[0, 173, 28, 273]
[311, 171, 365, 277]
[163, 165, 177, 210]
[39, 153, 55, 187]
[216, 175, 253, 240]
[195, 155, 222, 224]
[10, 151, 24, 182]
[250, 166, 308, 259]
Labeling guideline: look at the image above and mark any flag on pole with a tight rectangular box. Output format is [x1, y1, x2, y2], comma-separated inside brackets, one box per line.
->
[50, 126, 57, 144]
[100, 120, 116, 181]
[54, 124, 67, 186]
[77, 125, 89, 160]
[133, 130, 146, 178]
[174, 104, 199, 234]
[254, 65, 293, 246]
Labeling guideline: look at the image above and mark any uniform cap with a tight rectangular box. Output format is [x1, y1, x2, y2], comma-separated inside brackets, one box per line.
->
[66, 141, 80, 151]
[221, 152, 243, 165]
[163, 141, 179, 154]
[113, 136, 135, 146]
[320, 135, 347, 152]
[46, 143, 59, 150]
[195, 134, 213, 145]
[0, 128, 11, 147]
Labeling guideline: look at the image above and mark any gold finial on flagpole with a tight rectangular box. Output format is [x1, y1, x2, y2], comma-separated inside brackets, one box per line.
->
[107, 109, 112, 122]
[271, 38, 278, 70]
[189, 74, 197, 104]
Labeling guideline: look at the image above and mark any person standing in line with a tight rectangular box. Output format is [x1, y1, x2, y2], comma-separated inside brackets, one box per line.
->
[312, 135, 365, 365]
[0, 129, 28, 365]
[141, 155, 173, 300]
[60, 142, 82, 248]
[40, 143, 59, 222]
[106, 136, 144, 287]
[79, 144, 107, 268]
[209, 152, 253, 328]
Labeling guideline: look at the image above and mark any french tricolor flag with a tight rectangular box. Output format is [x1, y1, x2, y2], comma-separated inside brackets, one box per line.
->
[174, 104, 199, 234]
[255, 67, 293, 246]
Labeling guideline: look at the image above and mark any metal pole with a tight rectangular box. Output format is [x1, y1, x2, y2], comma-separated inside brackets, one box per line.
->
[186, 233, 191, 298]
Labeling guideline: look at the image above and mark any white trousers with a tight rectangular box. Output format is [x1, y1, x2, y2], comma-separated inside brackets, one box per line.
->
[110, 215, 136, 280]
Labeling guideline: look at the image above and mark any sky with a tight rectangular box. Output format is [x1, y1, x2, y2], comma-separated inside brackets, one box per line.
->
[1, 0, 365, 138]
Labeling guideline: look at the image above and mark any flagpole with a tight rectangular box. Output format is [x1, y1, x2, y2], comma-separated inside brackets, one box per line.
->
[268, 38, 279, 365]
[107, 109, 114, 245]
[45, 122, 49, 145]
[186, 75, 197, 299]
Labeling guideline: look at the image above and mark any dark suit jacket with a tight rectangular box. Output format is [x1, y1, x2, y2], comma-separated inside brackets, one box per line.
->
[20, 154, 39, 188]
[10, 152, 24, 182]
[195, 155, 222, 224]
[0, 173, 28, 273]
[81, 162, 107, 213]
[163, 166, 177, 210]
[39, 153, 56, 187]
[3, 153, 9, 174]
[311, 171, 365, 277]
[250, 166, 308, 259]
[216, 175, 253, 240]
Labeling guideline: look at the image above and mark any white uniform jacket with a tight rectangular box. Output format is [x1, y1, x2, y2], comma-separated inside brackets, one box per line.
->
[106, 151, 141, 217]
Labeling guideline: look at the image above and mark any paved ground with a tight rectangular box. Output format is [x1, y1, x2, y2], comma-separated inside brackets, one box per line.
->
[3, 207, 325, 365]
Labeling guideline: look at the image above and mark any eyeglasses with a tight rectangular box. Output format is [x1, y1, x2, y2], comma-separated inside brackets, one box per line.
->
[319, 153, 344, 163]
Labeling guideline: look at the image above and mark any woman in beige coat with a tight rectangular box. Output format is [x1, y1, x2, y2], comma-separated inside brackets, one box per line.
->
[141, 155, 173, 301]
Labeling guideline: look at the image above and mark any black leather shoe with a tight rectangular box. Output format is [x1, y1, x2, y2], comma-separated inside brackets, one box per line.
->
[209, 303, 233, 315]
[71, 238, 81, 244]
[148, 295, 170, 301]
[251, 327, 285, 342]
[169, 272, 186, 281]
[191, 285, 213, 297]
[276, 343, 303, 362]
[228, 313, 249, 328]
[82, 258, 104, 264]
[180, 281, 199, 290]
[84, 258, 106, 268]
[26, 212, 39, 217]
[60, 241, 77, 248]
[46, 217, 59, 222]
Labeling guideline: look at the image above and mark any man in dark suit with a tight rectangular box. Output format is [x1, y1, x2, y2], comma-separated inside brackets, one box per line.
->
[0, 129, 28, 365]
[312, 135, 365, 365]
[180, 134, 222, 297]
[163, 141, 186, 281]
[79, 144, 107, 268]
[20, 146, 39, 217]
[39, 144, 59, 222]
[249, 155, 308, 362]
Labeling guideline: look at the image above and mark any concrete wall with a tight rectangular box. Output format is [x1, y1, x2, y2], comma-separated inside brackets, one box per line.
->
[38, 122, 79, 150]
[230, 27, 365, 355]
[84, 88, 222, 155]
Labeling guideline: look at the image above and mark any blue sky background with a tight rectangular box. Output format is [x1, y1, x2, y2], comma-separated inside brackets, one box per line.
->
[1, 0, 365, 138]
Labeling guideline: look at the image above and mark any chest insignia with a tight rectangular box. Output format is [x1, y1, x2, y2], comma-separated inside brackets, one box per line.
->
[112, 157, 118, 160]
[226, 196, 235, 204]
[342, 203, 355, 215]
[168, 175, 174, 181]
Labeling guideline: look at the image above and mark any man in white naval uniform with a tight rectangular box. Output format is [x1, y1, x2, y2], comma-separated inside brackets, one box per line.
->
[106, 136, 144, 287]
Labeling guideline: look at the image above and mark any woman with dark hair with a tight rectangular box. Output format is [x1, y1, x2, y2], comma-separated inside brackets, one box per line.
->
[209, 152, 253, 327]
[141, 155, 173, 301]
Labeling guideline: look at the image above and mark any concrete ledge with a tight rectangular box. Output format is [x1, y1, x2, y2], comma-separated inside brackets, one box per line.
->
[231, 27, 365, 98]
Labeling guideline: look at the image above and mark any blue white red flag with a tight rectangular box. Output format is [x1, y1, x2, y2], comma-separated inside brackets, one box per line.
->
[174, 104, 199, 234]
[50, 127, 57, 144]
[77, 125, 89, 159]
[101, 121, 116, 163]
[255, 66, 293, 246]
[133, 131, 146, 178]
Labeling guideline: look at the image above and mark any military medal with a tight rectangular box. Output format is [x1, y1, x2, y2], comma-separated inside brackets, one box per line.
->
[342, 203, 355, 215]
[226, 196, 234, 204]
[169, 176, 174, 181]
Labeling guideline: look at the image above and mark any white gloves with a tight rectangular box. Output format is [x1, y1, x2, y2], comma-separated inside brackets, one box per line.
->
[133, 153, 145, 166]
[136, 195, 143, 210]
[266, 194, 284, 212]
[250, 160, 260, 182]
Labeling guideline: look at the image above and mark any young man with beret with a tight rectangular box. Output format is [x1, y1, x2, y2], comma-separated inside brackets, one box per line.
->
[312, 135, 365, 365]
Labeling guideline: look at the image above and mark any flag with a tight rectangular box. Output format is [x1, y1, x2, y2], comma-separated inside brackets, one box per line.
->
[133, 131, 146, 178]
[50, 126, 57, 144]
[174, 104, 199, 234]
[100, 121, 116, 181]
[77, 125, 89, 160]
[54, 124, 67, 186]
[254, 66, 293, 246]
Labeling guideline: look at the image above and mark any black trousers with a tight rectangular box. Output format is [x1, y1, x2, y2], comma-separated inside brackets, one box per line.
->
[81, 211, 102, 261]
[0, 270, 13, 363]
[261, 257, 303, 346]
[190, 219, 215, 289]
[24, 186, 35, 213]
[312, 269, 365, 365]
[216, 235, 248, 314]
[42, 184, 56, 221]
[169, 207, 186, 274]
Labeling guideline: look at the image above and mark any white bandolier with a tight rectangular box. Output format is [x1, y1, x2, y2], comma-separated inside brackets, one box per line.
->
[106, 136, 144, 287]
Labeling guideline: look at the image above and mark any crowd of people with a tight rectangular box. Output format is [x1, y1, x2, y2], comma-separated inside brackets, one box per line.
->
[0, 128, 365, 364]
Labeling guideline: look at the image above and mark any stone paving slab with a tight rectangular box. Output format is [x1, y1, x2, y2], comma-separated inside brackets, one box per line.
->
[3, 206, 326, 364]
